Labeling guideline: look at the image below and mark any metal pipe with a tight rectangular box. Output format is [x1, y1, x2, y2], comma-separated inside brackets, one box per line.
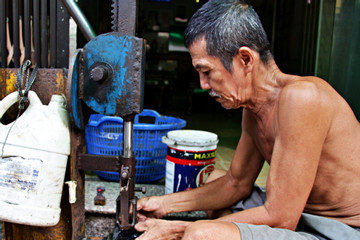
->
[123, 120, 134, 158]
[0, 0, 6, 67]
[61, 0, 96, 41]
[41, 0, 47, 67]
[50, 0, 57, 67]
[12, 0, 20, 67]
[33, 0, 40, 66]
[24, 0, 31, 62]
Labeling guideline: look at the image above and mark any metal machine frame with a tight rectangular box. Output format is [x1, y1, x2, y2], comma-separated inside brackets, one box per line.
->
[1, 0, 145, 239]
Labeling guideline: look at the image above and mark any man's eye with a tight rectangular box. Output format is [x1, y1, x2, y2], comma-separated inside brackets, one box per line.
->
[203, 71, 210, 75]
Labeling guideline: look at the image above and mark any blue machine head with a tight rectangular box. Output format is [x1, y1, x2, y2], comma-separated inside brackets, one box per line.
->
[82, 32, 145, 117]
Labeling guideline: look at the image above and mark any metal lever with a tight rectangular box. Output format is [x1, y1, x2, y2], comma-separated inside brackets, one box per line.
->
[61, 0, 96, 41]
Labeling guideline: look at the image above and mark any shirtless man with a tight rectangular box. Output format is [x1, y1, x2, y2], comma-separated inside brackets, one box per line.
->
[134, 0, 360, 239]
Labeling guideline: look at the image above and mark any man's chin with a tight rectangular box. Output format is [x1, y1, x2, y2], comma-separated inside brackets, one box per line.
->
[214, 98, 235, 109]
[219, 102, 234, 110]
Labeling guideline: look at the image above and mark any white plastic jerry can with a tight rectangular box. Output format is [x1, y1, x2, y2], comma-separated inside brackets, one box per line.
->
[0, 90, 70, 227]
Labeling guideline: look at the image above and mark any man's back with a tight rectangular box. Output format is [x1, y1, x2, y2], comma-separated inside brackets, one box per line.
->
[302, 77, 360, 227]
[247, 75, 360, 227]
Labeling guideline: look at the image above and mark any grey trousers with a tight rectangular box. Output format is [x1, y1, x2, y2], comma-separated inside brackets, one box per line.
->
[231, 186, 360, 240]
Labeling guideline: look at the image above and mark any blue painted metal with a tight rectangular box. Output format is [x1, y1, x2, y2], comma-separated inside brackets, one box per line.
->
[67, 49, 84, 129]
[82, 32, 145, 117]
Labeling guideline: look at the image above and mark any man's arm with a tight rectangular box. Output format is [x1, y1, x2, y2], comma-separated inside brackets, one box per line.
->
[218, 80, 331, 230]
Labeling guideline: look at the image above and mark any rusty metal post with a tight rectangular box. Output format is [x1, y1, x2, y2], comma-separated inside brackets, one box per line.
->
[70, 127, 86, 239]
[111, 0, 138, 35]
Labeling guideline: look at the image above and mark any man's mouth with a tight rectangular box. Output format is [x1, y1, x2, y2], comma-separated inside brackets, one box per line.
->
[209, 90, 221, 99]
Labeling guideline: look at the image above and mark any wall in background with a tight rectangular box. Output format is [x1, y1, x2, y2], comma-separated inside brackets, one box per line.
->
[316, 0, 360, 119]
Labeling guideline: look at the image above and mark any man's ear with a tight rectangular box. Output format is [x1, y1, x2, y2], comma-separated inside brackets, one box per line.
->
[235, 46, 255, 73]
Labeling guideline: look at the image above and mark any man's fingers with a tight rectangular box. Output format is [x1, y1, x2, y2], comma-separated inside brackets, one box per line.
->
[137, 212, 148, 222]
[134, 221, 147, 232]
[137, 197, 150, 210]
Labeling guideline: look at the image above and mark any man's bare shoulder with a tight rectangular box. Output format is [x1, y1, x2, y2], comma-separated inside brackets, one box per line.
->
[278, 75, 359, 144]
[277, 76, 347, 118]
[280, 76, 333, 102]
[276, 77, 330, 123]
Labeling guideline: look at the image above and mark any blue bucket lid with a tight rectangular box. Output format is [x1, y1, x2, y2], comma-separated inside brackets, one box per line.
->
[162, 130, 218, 147]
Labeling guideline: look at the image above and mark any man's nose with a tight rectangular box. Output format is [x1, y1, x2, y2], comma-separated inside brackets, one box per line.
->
[199, 75, 210, 90]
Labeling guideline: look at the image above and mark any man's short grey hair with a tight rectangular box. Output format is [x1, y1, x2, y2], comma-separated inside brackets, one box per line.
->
[184, 0, 272, 73]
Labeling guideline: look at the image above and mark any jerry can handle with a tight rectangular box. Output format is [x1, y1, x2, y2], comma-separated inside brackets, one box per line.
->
[0, 90, 42, 123]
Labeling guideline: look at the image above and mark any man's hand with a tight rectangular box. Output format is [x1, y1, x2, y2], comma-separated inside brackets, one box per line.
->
[137, 196, 168, 221]
[135, 219, 189, 240]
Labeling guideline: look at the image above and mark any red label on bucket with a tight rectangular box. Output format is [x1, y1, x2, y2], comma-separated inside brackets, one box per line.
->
[166, 146, 216, 166]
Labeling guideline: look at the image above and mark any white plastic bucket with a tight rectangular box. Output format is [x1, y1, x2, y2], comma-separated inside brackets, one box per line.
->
[162, 130, 218, 194]
[0, 91, 70, 226]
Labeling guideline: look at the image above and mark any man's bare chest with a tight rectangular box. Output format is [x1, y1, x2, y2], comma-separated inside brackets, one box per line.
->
[252, 123, 275, 161]
[245, 107, 278, 161]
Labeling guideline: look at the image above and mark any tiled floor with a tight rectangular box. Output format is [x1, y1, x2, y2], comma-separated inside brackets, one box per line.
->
[215, 145, 269, 189]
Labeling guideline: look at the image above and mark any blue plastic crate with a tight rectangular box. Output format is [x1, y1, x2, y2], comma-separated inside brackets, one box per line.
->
[85, 109, 186, 183]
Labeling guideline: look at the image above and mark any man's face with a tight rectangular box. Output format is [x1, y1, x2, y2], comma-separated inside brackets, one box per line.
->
[189, 38, 242, 110]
